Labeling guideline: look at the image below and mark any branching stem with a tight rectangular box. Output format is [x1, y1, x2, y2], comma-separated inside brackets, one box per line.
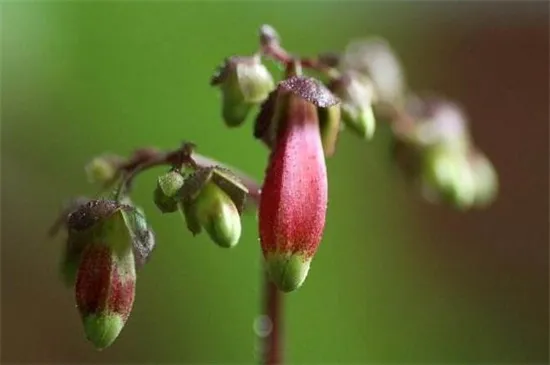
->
[92, 143, 281, 365]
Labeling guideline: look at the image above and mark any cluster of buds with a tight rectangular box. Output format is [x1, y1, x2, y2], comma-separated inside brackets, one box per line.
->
[55, 198, 155, 350]
[51, 24, 499, 352]
[391, 95, 498, 209]
[209, 25, 498, 291]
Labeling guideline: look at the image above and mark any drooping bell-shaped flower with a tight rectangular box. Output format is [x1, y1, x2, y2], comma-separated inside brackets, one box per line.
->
[258, 76, 339, 292]
[66, 199, 154, 349]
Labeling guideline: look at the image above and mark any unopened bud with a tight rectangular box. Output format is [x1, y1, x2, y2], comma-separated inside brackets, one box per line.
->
[330, 72, 376, 140]
[399, 95, 471, 150]
[341, 38, 405, 104]
[76, 244, 135, 350]
[259, 76, 335, 292]
[259, 24, 280, 48]
[85, 155, 121, 184]
[212, 56, 275, 127]
[154, 170, 185, 213]
[68, 202, 139, 349]
[189, 182, 242, 248]
[421, 147, 477, 210]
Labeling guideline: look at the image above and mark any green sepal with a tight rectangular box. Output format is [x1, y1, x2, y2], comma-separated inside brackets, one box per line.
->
[341, 103, 376, 140]
[180, 201, 202, 236]
[318, 103, 342, 157]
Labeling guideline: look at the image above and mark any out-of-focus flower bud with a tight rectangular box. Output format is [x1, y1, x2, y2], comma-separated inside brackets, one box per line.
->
[211, 56, 275, 127]
[397, 95, 471, 150]
[259, 24, 280, 48]
[67, 200, 142, 350]
[469, 150, 499, 208]
[153, 170, 185, 213]
[420, 146, 477, 210]
[179, 167, 248, 248]
[341, 38, 406, 104]
[330, 71, 376, 140]
[259, 76, 338, 292]
[85, 155, 123, 184]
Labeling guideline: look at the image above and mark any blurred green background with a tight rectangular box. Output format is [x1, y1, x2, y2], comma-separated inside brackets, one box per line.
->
[2, 2, 548, 364]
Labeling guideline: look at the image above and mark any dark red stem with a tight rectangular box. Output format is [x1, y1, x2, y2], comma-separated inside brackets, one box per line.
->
[261, 43, 334, 77]
[262, 271, 282, 365]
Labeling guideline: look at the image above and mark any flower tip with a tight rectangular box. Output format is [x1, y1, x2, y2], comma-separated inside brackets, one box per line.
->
[265, 252, 311, 293]
[82, 313, 125, 350]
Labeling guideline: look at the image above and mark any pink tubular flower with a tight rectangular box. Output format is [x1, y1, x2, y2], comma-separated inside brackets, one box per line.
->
[259, 76, 338, 292]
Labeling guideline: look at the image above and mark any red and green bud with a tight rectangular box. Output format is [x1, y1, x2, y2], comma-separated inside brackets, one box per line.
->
[259, 76, 338, 292]
[211, 55, 275, 127]
[66, 199, 153, 349]
[76, 243, 135, 350]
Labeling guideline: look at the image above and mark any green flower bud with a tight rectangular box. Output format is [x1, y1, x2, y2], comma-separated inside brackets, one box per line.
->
[212, 56, 275, 127]
[330, 72, 376, 140]
[154, 170, 185, 213]
[179, 167, 247, 248]
[398, 95, 471, 150]
[189, 182, 241, 248]
[421, 147, 477, 210]
[341, 38, 405, 104]
[85, 155, 121, 184]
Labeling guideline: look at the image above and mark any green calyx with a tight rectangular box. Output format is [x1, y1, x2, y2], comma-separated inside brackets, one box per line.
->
[332, 73, 376, 140]
[82, 313, 125, 351]
[222, 100, 253, 128]
[265, 252, 312, 293]
[154, 171, 185, 213]
[217, 56, 274, 127]
[190, 182, 242, 248]
[341, 102, 376, 140]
